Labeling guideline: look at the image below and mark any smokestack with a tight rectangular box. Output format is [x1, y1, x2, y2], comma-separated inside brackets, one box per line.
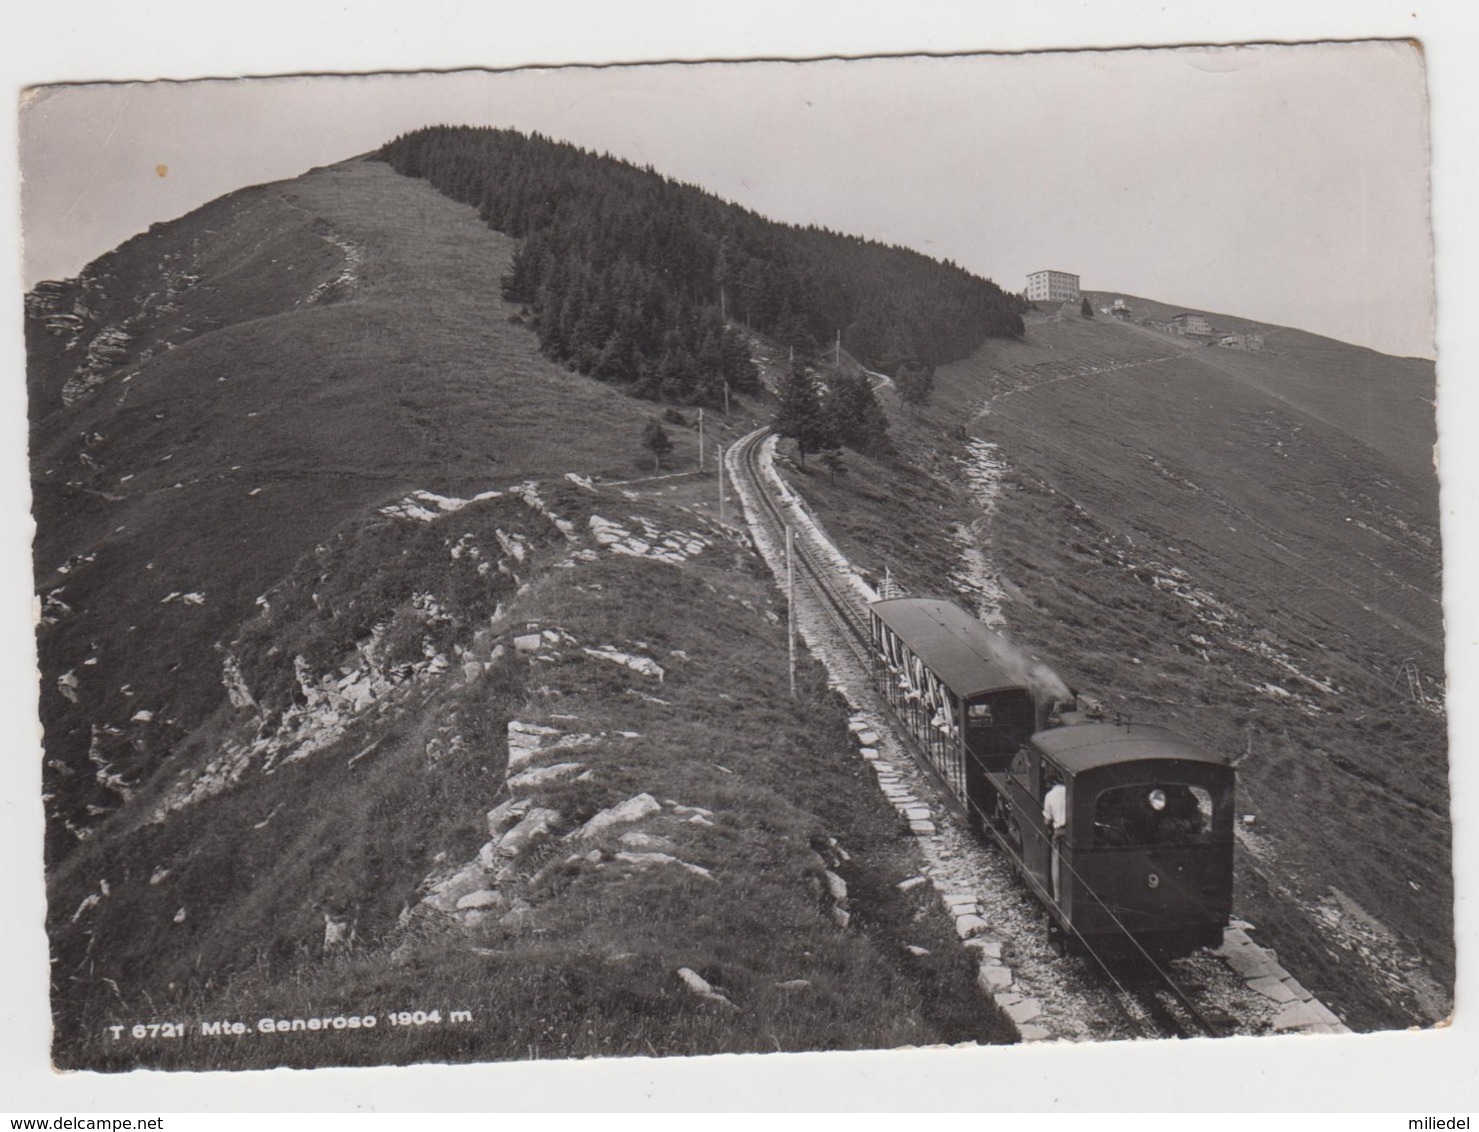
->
[1027, 662, 1071, 732]
[1034, 696, 1053, 733]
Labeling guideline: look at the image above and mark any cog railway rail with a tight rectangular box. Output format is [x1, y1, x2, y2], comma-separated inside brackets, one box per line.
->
[731, 423, 1226, 1041]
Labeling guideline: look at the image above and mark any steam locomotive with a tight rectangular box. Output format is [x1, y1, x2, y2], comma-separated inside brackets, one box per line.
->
[869, 596, 1235, 958]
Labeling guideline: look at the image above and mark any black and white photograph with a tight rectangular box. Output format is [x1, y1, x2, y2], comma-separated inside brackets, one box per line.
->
[6, 4, 1476, 1111]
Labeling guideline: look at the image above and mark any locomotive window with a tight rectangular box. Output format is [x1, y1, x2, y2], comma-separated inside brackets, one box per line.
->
[1093, 784, 1213, 848]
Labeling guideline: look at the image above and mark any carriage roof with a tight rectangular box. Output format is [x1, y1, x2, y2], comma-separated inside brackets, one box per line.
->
[870, 597, 1028, 699]
[1032, 722, 1230, 776]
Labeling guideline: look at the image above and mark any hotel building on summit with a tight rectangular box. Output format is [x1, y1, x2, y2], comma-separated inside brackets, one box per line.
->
[1026, 269, 1081, 305]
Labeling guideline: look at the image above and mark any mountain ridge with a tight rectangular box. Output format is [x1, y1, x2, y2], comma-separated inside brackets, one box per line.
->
[1077, 291, 1437, 484]
[25, 145, 1449, 1061]
[30, 156, 1019, 1068]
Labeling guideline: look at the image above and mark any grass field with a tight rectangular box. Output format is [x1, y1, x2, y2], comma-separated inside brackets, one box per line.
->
[32, 159, 698, 859]
[31, 158, 1016, 1068]
[783, 305, 1448, 1031]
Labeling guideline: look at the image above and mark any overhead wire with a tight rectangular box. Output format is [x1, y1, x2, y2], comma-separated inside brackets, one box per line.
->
[739, 424, 1219, 1038]
[880, 673, 1212, 1037]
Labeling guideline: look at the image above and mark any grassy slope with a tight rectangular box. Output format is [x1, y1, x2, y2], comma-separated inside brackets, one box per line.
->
[785, 307, 1448, 1031]
[32, 159, 674, 858]
[35, 160, 1013, 1068]
[1085, 292, 1438, 482]
[55, 481, 1010, 1069]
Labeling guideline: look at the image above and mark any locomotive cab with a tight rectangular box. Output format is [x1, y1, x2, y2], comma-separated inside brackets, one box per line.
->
[1023, 723, 1235, 958]
[962, 689, 1038, 771]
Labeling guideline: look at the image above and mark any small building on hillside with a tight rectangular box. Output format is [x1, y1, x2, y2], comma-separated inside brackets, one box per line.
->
[1169, 312, 1213, 337]
[1216, 332, 1264, 352]
[1026, 269, 1081, 305]
[1111, 297, 1132, 320]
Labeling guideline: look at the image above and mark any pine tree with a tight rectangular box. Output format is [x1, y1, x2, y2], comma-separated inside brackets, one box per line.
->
[657, 333, 695, 402]
[823, 372, 891, 453]
[596, 327, 639, 384]
[500, 242, 538, 303]
[632, 356, 663, 401]
[774, 303, 814, 354]
[895, 357, 935, 412]
[641, 417, 674, 471]
[1081, 296, 1095, 319]
[720, 327, 760, 394]
[773, 359, 833, 467]
[693, 326, 726, 406]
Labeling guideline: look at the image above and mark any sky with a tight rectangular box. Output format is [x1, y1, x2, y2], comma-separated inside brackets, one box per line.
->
[18, 42, 1434, 358]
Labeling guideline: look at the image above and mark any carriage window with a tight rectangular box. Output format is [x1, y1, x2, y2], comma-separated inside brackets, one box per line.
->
[1093, 784, 1213, 848]
[966, 703, 994, 723]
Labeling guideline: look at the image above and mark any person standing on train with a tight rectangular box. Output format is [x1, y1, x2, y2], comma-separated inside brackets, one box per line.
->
[1043, 775, 1067, 903]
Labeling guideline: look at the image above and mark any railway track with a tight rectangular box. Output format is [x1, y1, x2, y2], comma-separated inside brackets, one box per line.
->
[728, 422, 1229, 1042]
[731, 425, 875, 662]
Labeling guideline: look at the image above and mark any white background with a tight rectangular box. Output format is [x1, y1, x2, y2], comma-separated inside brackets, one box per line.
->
[2, 0, 1475, 1113]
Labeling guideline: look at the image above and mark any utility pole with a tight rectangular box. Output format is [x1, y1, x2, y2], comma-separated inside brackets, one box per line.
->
[698, 408, 705, 470]
[786, 525, 796, 698]
[718, 445, 726, 524]
[835, 329, 840, 368]
[723, 381, 730, 417]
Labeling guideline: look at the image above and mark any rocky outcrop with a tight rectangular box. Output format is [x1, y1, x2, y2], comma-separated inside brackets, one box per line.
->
[151, 492, 559, 819]
[676, 967, 736, 1010]
[423, 863, 492, 913]
[573, 794, 661, 841]
[221, 653, 257, 711]
[582, 647, 665, 682]
[61, 325, 134, 405]
[302, 228, 363, 305]
[506, 761, 585, 790]
[493, 807, 562, 859]
[587, 513, 711, 564]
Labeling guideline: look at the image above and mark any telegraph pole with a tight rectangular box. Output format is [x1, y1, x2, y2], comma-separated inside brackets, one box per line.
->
[718, 445, 726, 524]
[787, 525, 796, 698]
[698, 408, 705, 470]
